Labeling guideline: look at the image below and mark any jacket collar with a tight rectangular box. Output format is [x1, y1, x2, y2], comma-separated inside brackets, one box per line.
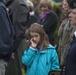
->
[40, 45, 55, 53]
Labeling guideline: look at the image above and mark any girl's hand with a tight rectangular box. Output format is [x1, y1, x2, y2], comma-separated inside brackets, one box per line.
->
[30, 38, 37, 48]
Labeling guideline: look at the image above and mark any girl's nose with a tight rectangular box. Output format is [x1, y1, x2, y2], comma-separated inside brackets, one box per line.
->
[33, 37, 36, 40]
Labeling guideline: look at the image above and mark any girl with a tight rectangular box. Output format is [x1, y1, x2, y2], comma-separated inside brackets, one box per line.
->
[22, 23, 59, 75]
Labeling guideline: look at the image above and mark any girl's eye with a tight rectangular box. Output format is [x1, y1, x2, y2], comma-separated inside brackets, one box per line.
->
[30, 35, 39, 38]
[34, 35, 38, 37]
[30, 36, 33, 39]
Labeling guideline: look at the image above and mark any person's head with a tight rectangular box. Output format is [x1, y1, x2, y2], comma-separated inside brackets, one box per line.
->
[62, 0, 69, 12]
[27, 23, 49, 49]
[67, 0, 76, 25]
[67, 0, 76, 9]
[30, 0, 38, 5]
[26, 0, 34, 12]
[39, 0, 52, 13]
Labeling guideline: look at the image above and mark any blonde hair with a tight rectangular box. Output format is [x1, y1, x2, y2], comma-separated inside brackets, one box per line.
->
[39, 0, 53, 10]
[26, 0, 34, 12]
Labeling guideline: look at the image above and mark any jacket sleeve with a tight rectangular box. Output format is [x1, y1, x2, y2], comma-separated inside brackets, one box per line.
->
[22, 47, 36, 67]
[0, 6, 13, 57]
[51, 49, 60, 70]
[15, 4, 29, 36]
[13, 4, 29, 51]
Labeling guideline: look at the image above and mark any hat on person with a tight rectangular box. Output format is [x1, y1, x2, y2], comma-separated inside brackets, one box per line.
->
[67, 0, 76, 9]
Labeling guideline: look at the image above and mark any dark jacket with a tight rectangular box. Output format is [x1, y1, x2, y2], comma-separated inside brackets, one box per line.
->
[6, 0, 29, 51]
[0, 2, 13, 61]
[26, 15, 38, 29]
[38, 11, 58, 46]
[65, 33, 76, 75]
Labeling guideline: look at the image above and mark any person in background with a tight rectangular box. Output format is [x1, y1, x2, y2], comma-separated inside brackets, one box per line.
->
[58, 0, 73, 66]
[0, 0, 13, 75]
[65, 0, 76, 75]
[26, 0, 38, 29]
[22, 23, 60, 75]
[4, 0, 29, 75]
[30, 0, 40, 17]
[30, 0, 38, 5]
[38, 0, 58, 46]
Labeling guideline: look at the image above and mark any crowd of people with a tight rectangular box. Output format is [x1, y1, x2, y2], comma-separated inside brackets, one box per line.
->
[0, 0, 76, 75]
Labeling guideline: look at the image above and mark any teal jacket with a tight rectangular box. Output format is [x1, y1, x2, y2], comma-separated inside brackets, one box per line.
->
[22, 45, 59, 75]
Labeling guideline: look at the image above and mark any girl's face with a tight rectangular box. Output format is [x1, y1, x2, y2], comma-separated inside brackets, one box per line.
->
[40, 5, 50, 14]
[30, 32, 40, 45]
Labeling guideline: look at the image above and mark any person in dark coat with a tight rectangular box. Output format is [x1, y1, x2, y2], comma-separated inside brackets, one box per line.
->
[65, 0, 76, 75]
[38, 0, 58, 46]
[0, 0, 13, 75]
[3, 0, 29, 75]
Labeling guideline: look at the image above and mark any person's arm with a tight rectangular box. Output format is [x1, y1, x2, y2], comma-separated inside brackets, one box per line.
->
[22, 37, 38, 67]
[0, 6, 13, 56]
[70, 43, 76, 61]
[22, 47, 36, 67]
[13, 4, 29, 51]
[51, 49, 60, 70]
[15, 4, 29, 36]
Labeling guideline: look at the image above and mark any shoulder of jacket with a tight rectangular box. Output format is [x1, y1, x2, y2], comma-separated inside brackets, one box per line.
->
[47, 45, 55, 49]
[0, 2, 6, 8]
[47, 12, 58, 19]
[49, 11, 57, 16]
[19, 0, 26, 5]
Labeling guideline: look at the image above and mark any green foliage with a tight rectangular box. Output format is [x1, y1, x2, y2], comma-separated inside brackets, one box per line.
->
[52, 2, 63, 48]
[52, 2, 61, 11]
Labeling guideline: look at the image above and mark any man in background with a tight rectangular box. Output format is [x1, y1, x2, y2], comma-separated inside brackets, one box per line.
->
[30, 0, 40, 17]
[4, 0, 29, 75]
[65, 0, 76, 75]
[0, 0, 13, 75]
